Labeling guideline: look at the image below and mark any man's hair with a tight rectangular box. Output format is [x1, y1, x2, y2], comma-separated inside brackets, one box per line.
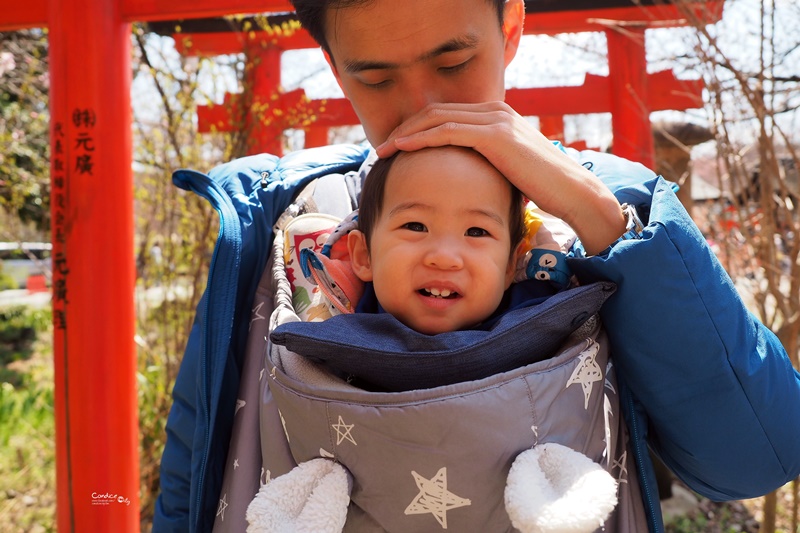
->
[358, 149, 527, 256]
[289, 0, 506, 57]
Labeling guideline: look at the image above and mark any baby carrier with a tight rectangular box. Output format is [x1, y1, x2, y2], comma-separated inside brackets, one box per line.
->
[202, 147, 650, 532]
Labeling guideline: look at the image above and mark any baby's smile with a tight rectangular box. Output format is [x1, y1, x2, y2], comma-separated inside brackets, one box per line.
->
[419, 287, 460, 299]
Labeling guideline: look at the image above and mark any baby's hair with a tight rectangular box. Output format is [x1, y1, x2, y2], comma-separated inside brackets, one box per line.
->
[357, 153, 395, 248]
[358, 148, 527, 255]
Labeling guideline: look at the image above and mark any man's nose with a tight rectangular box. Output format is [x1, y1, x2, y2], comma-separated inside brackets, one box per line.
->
[402, 76, 441, 118]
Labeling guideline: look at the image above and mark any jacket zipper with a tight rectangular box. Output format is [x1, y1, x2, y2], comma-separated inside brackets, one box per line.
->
[625, 389, 662, 533]
[175, 170, 242, 531]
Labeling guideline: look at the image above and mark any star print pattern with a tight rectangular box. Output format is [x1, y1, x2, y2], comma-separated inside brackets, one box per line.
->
[216, 493, 228, 521]
[234, 399, 246, 415]
[603, 394, 613, 461]
[249, 302, 266, 331]
[566, 340, 604, 409]
[613, 450, 629, 484]
[320, 448, 335, 458]
[331, 415, 357, 446]
[279, 410, 290, 443]
[605, 360, 617, 394]
[404, 467, 471, 529]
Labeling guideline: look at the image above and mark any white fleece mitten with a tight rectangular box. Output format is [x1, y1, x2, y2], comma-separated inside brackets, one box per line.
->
[246, 458, 352, 533]
[504, 443, 618, 533]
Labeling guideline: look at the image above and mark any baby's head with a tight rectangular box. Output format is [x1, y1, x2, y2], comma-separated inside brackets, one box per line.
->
[348, 146, 527, 335]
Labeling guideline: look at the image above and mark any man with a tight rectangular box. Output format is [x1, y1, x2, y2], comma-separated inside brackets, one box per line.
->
[154, 1, 800, 531]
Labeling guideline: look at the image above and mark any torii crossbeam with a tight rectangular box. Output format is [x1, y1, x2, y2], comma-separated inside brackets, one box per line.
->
[0, 1, 722, 530]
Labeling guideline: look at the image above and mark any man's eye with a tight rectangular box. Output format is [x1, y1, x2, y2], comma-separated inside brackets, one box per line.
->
[439, 59, 470, 74]
[466, 227, 489, 237]
[363, 79, 391, 89]
[402, 222, 426, 232]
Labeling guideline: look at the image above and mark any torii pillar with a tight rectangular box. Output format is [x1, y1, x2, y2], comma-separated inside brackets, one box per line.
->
[3, 0, 297, 531]
[607, 25, 656, 169]
[244, 42, 283, 154]
[47, 0, 139, 530]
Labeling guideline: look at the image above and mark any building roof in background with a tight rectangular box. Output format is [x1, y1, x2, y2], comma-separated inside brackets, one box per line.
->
[690, 144, 799, 201]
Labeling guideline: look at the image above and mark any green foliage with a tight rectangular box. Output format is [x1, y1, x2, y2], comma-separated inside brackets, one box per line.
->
[0, 30, 51, 231]
[0, 305, 55, 529]
[0, 305, 50, 385]
[0, 261, 19, 291]
[0, 307, 36, 344]
[667, 513, 710, 533]
[0, 363, 54, 451]
[666, 507, 756, 533]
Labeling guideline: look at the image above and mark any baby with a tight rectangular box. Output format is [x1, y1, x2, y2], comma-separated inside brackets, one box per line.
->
[288, 145, 573, 335]
[348, 146, 529, 335]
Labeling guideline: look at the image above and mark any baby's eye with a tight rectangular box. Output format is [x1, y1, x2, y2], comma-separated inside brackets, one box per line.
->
[465, 227, 489, 237]
[402, 222, 427, 232]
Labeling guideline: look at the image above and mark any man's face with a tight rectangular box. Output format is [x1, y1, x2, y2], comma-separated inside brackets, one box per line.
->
[324, 0, 519, 146]
[350, 147, 519, 335]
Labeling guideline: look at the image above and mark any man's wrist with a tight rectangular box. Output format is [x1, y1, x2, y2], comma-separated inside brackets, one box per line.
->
[592, 203, 645, 257]
[571, 202, 645, 258]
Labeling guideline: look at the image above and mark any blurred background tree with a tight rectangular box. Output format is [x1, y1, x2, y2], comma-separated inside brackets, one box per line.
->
[652, 1, 799, 531]
[0, 30, 50, 237]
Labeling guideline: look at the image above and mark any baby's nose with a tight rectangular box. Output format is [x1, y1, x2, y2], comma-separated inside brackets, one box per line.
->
[423, 241, 464, 270]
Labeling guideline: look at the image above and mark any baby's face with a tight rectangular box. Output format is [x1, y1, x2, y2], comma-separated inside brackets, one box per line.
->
[353, 147, 518, 335]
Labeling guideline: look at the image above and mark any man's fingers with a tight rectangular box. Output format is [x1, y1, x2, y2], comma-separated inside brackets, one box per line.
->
[395, 103, 506, 137]
[376, 105, 511, 157]
[398, 121, 480, 150]
[377, 121, 491, 157]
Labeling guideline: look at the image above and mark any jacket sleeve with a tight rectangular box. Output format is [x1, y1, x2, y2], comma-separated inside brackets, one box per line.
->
[152, 293, 206, 532]
[569, 166, 800, 501]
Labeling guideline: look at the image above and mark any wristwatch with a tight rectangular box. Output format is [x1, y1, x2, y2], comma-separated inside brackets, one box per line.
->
[618, 203, 645, 241]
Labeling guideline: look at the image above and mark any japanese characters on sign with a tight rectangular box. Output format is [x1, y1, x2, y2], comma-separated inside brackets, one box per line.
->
[51, 121, 68, 329]
[73, 108, 96, 175]
[51, 108, 97, 330]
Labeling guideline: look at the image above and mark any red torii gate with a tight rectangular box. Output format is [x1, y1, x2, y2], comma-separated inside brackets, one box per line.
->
[154, 1, 723, 167]
[0, 1, 722, 531]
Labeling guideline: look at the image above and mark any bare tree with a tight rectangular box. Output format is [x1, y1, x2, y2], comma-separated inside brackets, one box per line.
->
[672, 1, 800, 531]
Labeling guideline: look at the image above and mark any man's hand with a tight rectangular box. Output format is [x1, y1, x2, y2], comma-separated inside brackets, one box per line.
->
[375, 101, 626, 255]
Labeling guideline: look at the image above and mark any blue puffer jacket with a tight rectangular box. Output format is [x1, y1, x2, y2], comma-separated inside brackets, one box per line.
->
[153, 143, 800, 533]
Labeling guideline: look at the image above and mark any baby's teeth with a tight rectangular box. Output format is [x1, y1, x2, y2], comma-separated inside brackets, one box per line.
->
[430, 288, 440, 296]
[440, 289, 451, 297]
